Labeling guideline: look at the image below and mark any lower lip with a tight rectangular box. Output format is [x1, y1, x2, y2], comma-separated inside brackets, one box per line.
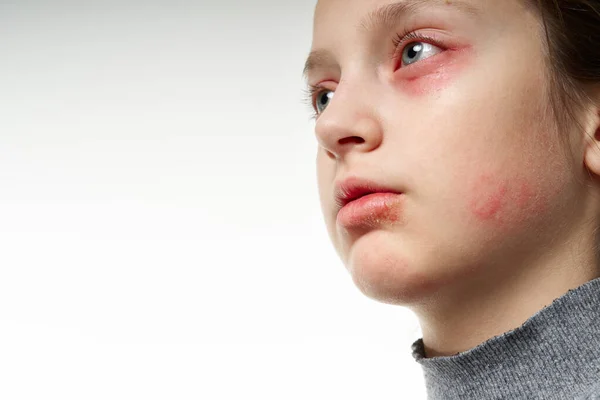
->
[337, 192, 404, 229]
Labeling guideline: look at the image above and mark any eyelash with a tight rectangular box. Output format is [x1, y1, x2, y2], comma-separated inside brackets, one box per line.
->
[304, 29, 445, 120]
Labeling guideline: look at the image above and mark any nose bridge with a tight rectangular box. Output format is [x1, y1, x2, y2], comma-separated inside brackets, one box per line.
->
[315, 72, 383, 157]
[331, 71, 377, 119]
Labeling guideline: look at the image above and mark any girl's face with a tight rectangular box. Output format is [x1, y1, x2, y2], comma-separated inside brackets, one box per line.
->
[308, 0, 588, 305]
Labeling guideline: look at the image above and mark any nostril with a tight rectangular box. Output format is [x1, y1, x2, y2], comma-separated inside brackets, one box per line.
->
[339, 136, 365, 145]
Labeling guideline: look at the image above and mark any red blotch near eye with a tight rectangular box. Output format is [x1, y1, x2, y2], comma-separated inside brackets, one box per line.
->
[397, 48, 473, 96]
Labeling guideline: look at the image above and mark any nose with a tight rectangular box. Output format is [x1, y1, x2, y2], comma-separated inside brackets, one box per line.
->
[314, 82, 383, 160]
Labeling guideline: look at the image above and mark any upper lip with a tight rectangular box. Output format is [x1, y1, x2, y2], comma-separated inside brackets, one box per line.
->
[334, 176, 403, 209]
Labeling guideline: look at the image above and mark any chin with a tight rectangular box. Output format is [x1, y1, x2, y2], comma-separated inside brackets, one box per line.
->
[346, 235, 437, 306]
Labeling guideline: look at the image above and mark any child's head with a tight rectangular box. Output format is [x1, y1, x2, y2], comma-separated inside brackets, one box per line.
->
[305, 0, 600, 306]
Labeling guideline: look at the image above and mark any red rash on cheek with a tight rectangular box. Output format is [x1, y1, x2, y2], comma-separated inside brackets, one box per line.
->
[468, 173, 546, 227]
[397, 48, 473, 96]
[470, 175, 509, 221]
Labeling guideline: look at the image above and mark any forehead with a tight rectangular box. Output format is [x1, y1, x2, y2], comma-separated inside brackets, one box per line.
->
[318, 0, 487, 24]
[311, 0, 483, 45]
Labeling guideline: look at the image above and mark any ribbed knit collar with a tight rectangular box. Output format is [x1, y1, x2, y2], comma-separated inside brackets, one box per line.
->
[411, 277, 600, 399]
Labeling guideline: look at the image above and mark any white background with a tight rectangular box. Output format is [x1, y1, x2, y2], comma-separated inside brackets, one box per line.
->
[0, 1, 426, 398]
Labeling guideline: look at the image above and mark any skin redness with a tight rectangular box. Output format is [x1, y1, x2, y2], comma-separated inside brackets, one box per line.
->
[468, 173, 550, 227]
[391, 30, 474, 96]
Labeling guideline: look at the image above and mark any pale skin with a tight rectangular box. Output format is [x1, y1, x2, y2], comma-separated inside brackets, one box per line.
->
[306, 0, 600, 358]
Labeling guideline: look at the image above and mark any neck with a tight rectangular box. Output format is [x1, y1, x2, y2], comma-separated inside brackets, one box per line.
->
[411, 226, 600, 358]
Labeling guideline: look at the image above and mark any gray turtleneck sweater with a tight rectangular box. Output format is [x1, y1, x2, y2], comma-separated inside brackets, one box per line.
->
[411, 277, 600, 399]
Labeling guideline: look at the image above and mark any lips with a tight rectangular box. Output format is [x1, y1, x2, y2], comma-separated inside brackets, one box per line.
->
[335, 176, 403, 209]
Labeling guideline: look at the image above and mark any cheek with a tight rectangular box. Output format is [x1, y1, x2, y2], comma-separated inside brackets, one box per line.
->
[466, 172, 551, 229]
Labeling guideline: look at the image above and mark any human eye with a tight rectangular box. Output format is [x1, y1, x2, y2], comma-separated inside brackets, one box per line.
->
[303, 84, 335, 120]
[392, 30, 445, 69]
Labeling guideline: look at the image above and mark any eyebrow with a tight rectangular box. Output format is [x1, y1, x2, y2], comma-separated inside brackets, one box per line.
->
[302, 0, 480, 78]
